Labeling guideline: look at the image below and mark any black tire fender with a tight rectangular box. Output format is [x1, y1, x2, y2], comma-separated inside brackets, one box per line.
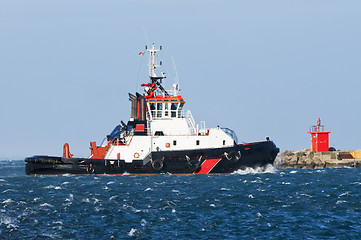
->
[152, 159, 164, 171]
[87, 164, 95, 174]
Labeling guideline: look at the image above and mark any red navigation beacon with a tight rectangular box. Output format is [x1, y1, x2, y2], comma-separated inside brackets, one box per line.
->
[308, 118, 330, 152]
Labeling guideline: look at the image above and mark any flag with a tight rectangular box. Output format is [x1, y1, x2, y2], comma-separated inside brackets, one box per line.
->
[139, 52, 145, 55]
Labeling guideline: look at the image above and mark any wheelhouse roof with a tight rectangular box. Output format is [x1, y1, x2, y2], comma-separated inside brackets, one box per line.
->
[146, 95, 185, 103]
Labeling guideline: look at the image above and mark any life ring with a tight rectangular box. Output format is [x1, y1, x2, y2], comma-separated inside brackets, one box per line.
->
[151, 159, 164, 171]
[134, 152, 140, 159]
[224, 151, 241, 162]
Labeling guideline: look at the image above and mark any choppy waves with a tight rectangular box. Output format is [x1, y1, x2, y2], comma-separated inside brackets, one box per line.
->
[1, 160, 361, 239]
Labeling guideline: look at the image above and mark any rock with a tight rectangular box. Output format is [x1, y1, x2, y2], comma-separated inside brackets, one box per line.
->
[312, 157, 322, 163]
[276, 150, 361, 169]
[289, 155, 298, 165]
[312, 157, 325, 169]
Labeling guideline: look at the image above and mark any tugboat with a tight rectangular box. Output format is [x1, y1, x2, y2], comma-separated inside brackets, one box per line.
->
[25, 43, 279, 175]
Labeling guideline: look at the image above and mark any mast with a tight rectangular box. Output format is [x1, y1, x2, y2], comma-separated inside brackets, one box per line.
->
[141, 43, 168, 98]
[147, 42, 164, 79]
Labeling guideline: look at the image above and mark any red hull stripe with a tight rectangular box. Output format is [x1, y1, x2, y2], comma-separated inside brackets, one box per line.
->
[194, 158, 221, 174]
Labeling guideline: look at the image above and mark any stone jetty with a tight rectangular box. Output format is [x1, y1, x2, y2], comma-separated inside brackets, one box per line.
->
[275, 149, 361, 169]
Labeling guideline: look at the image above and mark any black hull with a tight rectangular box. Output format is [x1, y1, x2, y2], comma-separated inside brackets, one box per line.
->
[25, 141, 279, 175]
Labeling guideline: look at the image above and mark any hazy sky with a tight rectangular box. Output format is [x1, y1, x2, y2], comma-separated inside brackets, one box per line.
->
[1, 0, 361, 159]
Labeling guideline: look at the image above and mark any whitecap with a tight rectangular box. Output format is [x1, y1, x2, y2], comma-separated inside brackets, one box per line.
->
[172, 189, 180, 193]
[2, 189, 15, 193]
[336, 200, 347, 204]
[251, 180, 262, 183]
[0, 215, 17, 229]
[339, 191, 350, 197]
[40, 203, 54, 208]
[107, 181, 115, 185]
[154, 181, 166, 185]
[0, 179, 5, 182]
[144, 188, 152, 191]
[281, 182, 291, 185]
[62, 182, 71, 185]
[221, 188, 230, 191]
[128, 228, 139, 237]
[257, 212, 263, 217]
[2, 199, 13, 204]
[290, 170, 297, 174]
[39, 233, 61, 238]
[172, 209, 177, 213]
[65, 194, 74, 202]
[210, 204, 216, 207]
[300, 193, 312, 197]
[44, 185, 61, 190]
[248, 194, 254, 199]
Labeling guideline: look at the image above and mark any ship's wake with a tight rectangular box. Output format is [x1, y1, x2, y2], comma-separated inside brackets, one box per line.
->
[232, 164, 276, 175]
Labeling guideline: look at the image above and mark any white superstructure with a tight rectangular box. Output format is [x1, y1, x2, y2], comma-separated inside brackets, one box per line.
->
[90, 43, 238, 162]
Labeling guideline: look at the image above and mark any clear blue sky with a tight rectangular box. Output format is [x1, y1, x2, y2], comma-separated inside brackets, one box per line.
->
[1, 0, 361, 159]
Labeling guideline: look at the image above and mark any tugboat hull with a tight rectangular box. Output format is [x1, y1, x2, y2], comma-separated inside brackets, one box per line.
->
[25, 141, 279, 175]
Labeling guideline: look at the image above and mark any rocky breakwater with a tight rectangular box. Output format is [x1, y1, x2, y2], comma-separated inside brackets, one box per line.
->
[275, 149, 361, 169]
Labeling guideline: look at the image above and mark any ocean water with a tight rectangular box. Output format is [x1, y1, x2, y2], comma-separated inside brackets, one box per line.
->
[1, 160, 360, 239]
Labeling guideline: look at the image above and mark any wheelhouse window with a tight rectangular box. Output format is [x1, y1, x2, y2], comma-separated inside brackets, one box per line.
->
[157, 103, 162, 118]
[171, 103, 178, 117]
[178, 102, 184, 117]
[164, 103, 169, 117]
[147, 98, 185, 119]
[149, 103, 156, 118]
[196, 140, 200, 145]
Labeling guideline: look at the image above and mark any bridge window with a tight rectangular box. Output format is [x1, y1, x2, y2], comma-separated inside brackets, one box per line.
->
[164, 103, 169, 117]
[149, 103, 156, 118]
[157, 103, 162, 118]
[178, 103, 184, 117]
[171, 103, 178, 117]
[196, 140, 200, 145]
